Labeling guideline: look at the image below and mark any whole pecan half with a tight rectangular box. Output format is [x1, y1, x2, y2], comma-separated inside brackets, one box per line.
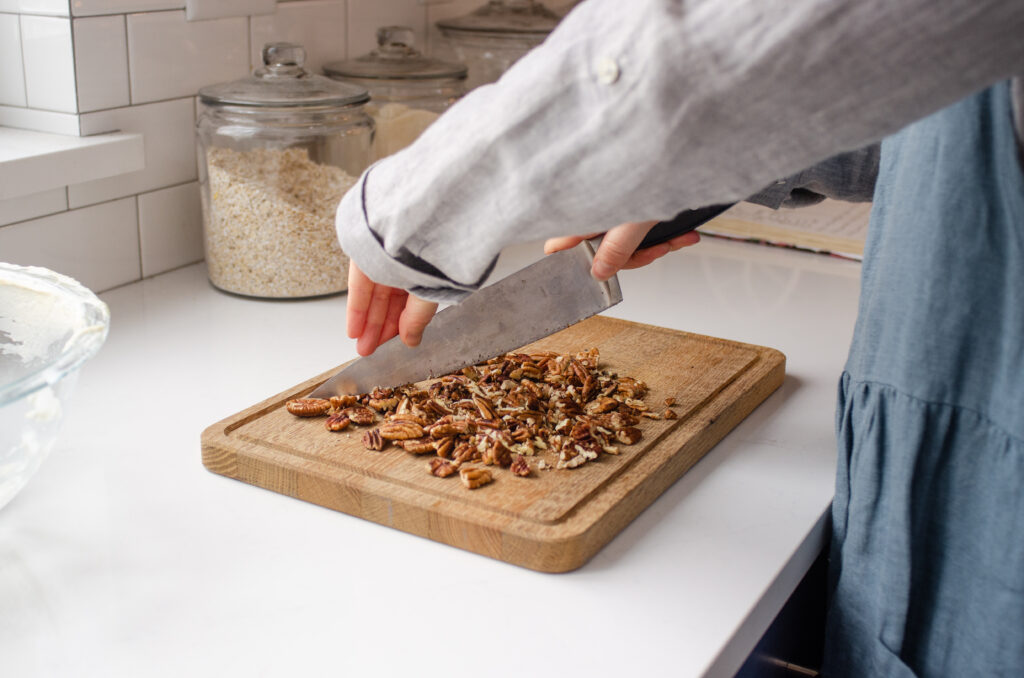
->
[459, 466, 493, 489]
[399, 437, 435, 454]
[434, 437, 455, 459]
[325, 413, 351, 432]
[379, 420, 425, 441]
[362, 428, 386, 451]
[286, 398, 331, 417]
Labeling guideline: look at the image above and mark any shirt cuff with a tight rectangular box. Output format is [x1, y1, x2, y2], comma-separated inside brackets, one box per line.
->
[335, 164, 482, 304]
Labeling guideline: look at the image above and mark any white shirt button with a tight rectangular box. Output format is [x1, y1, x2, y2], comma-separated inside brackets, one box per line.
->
[596, 57, 620, 85]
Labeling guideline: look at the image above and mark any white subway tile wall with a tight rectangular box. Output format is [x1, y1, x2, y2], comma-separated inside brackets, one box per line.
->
[185, 0, 274, 22]
[346, 0, 425, 59]
[0, 187, 67, 227]
[71, 0, 182, 17]
[17, 0, 70, 16]
[0, 13, 27, 107]
[0, 197, 141, 291]
[20, 14, 77, 112]
[70, 97, 196, 208]
[250, 0, 345, 75]
[137, 181, 203, 276]
[1, 0, 566, 292]
[126, 10, 249, 104]
[73, 14, 130, 111]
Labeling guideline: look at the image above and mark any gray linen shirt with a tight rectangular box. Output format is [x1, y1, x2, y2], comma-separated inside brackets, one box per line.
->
[335, 0, 1024, 303]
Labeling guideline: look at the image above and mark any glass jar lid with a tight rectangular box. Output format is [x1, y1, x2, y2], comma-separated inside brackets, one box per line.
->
[435, 0, 560, 36]
[199, 43, 370, 107]
[324, 26, 467, 81]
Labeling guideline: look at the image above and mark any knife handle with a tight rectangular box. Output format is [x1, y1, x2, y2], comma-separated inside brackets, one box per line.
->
[636, 203, 734, 250]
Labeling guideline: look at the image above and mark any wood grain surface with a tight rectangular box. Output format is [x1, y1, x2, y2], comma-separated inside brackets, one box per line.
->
[202, 316, 785, 572]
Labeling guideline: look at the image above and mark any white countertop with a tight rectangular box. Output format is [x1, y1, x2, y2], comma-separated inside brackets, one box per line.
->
[0, 237, 862, 678]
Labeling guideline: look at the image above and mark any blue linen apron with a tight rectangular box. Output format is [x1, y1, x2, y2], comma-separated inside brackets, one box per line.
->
[824, 82, 1024, 676]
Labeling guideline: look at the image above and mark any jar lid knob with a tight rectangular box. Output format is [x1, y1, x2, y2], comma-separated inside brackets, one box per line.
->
[260, 42, 307, 77]
[376, 26, 415, 54]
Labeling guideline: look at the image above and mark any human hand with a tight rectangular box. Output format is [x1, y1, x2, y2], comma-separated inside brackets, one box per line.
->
[346, 261, 439, 357]
[543, 220, 701, 281]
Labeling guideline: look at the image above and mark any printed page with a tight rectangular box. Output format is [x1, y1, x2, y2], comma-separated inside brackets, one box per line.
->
[700, 200, 872, 259]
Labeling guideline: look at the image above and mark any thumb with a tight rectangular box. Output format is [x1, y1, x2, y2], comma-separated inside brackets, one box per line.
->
[591, 221, 658, 281]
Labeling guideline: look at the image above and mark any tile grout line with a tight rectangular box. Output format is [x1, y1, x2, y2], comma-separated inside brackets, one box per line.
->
[0, 180, 197, 230]
[16, 14, 28, 111]
[122, 13, 133, 107]
[134, 193, 143, 280]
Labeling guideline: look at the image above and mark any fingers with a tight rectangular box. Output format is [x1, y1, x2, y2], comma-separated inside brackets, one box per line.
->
[378, 288, 409, 347]
[544, 234, 596, 255]
[346, 262, 374, 339]
[619, 230, 701, 270]
[355, 279, 397, 356]
[399, 295, 440, 347]
[591, 221, 658, 281]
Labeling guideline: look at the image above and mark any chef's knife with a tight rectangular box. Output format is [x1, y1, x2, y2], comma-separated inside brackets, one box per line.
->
[309, 203, 733, 398]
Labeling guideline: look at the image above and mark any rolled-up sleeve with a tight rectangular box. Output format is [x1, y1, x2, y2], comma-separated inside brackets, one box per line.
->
[336, 0, 1024, 302]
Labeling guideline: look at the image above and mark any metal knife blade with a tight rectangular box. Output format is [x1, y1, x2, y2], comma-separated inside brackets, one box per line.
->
[309, 239, 619, 397]
[308, 203, 734, 398]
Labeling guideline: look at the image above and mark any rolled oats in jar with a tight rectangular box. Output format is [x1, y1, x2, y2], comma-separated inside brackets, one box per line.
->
[197, 42, 374, 298]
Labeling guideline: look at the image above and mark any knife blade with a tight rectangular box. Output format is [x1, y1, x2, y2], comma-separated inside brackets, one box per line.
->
[309, 203, 733, 397]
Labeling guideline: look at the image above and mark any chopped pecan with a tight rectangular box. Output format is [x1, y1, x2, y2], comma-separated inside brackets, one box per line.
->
[428, 458, 459, 478]
[459, 467, 493, 489]
[329, 394, 359, 409]
[664, 397, 676, 407]
[617, 377, 648, 399]
[286, 398, 331, 417]
[452, 442, 479, 464]
[482, 439, 513, 467]
[368, 395, 400, 412]
[510, 454, 531, 477]
[664, 408, 678, 420]
[378, 420, 425, 440]
[325, 413, 351, 432]
[341, 406, 376, 426]
[615, 426, 643, 445]
[362, 428, 386, 451]
[624, 397, 648, 411]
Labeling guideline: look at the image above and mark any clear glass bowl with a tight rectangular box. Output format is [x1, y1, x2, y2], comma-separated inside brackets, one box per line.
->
[0, 263, 110, 510]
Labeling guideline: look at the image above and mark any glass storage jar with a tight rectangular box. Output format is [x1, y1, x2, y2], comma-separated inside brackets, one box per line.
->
[324, 26, 467, 160]
[196, 42, 373, 299]
[435, 0, 559, 90]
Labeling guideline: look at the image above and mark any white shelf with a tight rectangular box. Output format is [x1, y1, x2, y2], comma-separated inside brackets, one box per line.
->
[0, 127, 145, 201]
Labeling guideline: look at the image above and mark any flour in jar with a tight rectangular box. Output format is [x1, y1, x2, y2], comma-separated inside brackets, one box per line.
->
[370, 103, 440, 159]
[203, 146, 358, 298]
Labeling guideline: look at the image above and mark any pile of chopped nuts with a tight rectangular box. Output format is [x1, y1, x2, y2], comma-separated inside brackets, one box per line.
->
[285, 349, 677, 490]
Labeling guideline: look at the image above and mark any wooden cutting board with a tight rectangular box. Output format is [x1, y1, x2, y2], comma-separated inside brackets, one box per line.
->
[202, 316, 785, 572]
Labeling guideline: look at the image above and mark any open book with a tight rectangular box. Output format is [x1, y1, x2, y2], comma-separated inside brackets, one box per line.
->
[699, 199, 872, 260]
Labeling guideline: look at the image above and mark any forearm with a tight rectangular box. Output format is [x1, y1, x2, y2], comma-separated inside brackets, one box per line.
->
[336, 0, 1024, 301]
